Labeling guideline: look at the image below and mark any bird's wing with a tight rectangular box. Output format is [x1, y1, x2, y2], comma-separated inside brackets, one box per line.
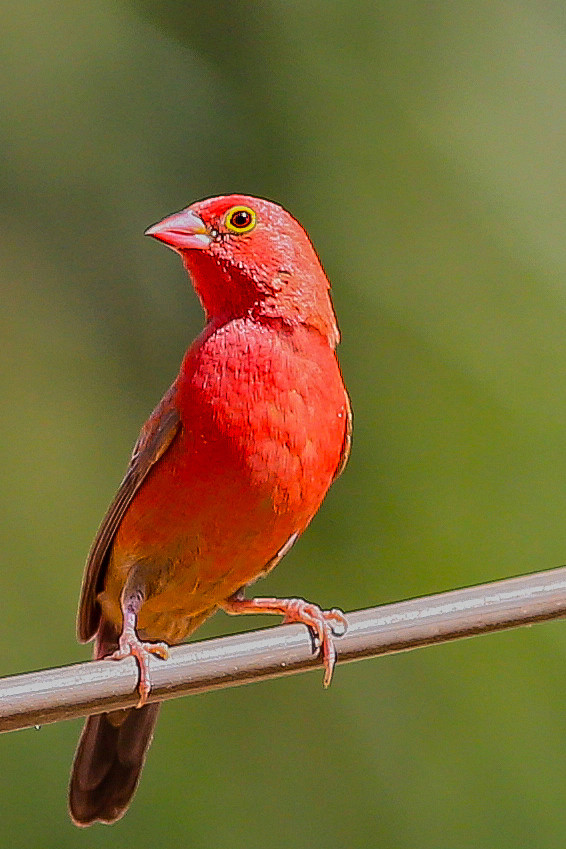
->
[333, 391, 353, 481]
[77, 383, 182, 642]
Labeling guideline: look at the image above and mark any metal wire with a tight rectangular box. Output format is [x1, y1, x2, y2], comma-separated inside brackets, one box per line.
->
[2, 564, 566, 733]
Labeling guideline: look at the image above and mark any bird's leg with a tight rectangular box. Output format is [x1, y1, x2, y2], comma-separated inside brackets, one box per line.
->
[222, 591, 348, 687]
[109, 576, 169, 707]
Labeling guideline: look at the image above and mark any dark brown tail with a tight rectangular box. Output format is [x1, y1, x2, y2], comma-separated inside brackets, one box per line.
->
[69, 620, 159, 826]
[69, 702, 160, 826]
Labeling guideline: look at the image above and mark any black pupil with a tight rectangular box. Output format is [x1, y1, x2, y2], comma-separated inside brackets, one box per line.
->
[231, 209, 251, 228]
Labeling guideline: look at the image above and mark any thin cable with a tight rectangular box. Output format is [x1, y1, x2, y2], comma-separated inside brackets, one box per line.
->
[2, 564, 566, 733]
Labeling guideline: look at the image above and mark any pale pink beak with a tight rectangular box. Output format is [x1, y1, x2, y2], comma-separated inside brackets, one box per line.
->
[145, 208, 211, 251]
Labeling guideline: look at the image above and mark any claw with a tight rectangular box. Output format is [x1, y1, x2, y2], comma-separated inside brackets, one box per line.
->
[109, 631, 169, 707]
[326, 608, 348, 638]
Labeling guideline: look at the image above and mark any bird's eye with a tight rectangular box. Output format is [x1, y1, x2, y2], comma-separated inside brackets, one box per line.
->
[225, 206, 257, 234]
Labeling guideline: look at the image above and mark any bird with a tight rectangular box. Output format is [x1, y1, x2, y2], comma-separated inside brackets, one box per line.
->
[69, 194, 352, 826]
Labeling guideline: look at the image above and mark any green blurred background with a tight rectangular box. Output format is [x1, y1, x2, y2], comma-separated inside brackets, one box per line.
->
[2, 1, 566, 846]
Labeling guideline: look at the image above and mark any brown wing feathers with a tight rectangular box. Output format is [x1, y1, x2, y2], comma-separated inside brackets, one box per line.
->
[77, 386, 181, 642]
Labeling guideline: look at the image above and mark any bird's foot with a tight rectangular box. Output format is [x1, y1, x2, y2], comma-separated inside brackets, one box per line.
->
[223, 593, 348, 687]
[282, 599, 348, 687]
[109, 629, 169, 707]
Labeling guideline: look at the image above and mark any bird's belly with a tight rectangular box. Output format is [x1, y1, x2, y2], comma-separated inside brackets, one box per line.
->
[99, 427, 332, 643]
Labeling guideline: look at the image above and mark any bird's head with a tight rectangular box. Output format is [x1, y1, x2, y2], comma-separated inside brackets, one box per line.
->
[145, 194, 339, 346]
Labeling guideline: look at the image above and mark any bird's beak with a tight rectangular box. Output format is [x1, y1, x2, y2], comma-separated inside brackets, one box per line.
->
[145, 208, 211, 251]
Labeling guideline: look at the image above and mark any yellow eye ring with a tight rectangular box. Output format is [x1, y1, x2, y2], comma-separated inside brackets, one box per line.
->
[225, 205, 257, 234]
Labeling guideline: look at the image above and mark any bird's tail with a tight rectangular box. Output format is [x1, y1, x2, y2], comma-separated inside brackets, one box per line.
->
[69, 622, 160, 826]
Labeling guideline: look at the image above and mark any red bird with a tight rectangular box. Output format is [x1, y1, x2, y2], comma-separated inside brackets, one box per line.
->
[69, 195, 352, 826]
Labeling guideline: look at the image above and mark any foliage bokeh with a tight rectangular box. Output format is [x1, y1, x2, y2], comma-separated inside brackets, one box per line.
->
[2, 2, 566, 847]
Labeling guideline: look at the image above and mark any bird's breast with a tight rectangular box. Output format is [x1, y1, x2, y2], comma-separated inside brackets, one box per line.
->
[177, 317, 348, 515]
